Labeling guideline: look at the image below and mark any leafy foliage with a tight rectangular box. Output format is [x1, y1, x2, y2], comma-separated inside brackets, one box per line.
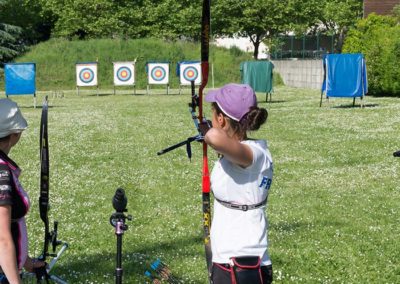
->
[214, 0, 363, 59]
[343, 13, 400, 95]
[37, 0, 203, 40]
[0, 22, 25, 65]
[213, 0, 292, 59]
[0, 0, 364, 62]
[310, 0, 363, 52]
[0, 0, 54, 43]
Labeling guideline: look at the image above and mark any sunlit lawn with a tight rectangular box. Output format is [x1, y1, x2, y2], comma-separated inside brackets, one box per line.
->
[4, 85, 400, 283]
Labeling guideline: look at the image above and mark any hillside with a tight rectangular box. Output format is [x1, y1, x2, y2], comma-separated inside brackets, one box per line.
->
[0, 38, 257, 91]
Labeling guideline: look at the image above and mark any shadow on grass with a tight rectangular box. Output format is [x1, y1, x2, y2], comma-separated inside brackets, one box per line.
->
[331, 103, 379, 109]
[87, 92, 115, 97]
[261, 100, 286, 104]
[87, 91, 174, 96]
[368, 93, 400, 98]
[63, 234, 205, 283]
[19, 105, 61, 109]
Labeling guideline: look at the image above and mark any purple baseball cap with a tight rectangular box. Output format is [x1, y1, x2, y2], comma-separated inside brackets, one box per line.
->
[205, 83, 257, 121]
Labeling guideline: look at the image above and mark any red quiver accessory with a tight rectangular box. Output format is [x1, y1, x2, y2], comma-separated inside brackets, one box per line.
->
[230, 256, 263, 284]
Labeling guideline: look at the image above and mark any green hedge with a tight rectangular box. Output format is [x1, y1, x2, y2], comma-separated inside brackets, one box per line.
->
[343, 13, 400, 96]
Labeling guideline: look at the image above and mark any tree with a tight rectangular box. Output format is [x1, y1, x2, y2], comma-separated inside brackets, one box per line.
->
[38, 0, 123, 38]
[213, 0, 291, 59]
[343, 13, 399, 95]
[212, 0, 330, 59]
[37, 0, 203, 40]
[0, 0, 25, 64]
[212, 0, 363, 58]
[0, 0, 54, 43]
[310, 0, 363, 52]
[0, 22, 24, 65]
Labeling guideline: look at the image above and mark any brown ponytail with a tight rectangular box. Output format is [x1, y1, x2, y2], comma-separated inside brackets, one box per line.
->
[241, 106, 268, 131]
[211, 103, 268, 140]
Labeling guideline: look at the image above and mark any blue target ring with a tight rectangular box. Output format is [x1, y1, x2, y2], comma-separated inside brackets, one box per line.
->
[151, 66, 167, 81]
[116, 67, 132, 82]
[183, 66, 198, 81]
[79, 68, 95, 83]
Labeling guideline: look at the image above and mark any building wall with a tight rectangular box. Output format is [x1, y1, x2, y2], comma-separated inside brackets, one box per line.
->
[214, 37, 269, 59]
[364, 0, 400, 17]
[272, 59, 324, 90]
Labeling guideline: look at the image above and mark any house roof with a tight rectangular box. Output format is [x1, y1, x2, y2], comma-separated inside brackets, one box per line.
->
[364, 0, 400, 17]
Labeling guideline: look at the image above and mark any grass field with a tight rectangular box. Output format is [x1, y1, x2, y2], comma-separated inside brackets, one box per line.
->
[3, 86, 400, 283]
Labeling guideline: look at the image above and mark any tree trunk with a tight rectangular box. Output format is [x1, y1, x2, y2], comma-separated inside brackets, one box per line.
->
[336, 26, 348, 53]
[253, 40, 260, 59]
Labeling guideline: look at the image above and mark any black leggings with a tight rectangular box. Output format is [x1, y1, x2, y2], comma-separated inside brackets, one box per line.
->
[211, 263, 273, 284]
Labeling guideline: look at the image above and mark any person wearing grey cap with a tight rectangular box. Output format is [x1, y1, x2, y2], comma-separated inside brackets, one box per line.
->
[202, 84, 273, 283]
[0, 99, 45, 284]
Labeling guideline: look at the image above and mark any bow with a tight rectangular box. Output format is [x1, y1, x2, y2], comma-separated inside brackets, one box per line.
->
[37, 96, 68, 284]
[157, 1, 212, 282]
[199, 0, 212, 282]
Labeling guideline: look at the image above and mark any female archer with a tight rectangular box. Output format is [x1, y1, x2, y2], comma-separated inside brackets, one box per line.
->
[203, 84, 273, 284]
[0, 99, 45, 284]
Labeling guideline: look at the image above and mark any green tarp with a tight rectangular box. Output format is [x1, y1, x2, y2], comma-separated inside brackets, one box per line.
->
[240, 60, 274, 94]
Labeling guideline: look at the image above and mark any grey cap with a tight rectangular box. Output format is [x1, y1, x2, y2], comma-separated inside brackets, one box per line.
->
[0, 99, 28, 138]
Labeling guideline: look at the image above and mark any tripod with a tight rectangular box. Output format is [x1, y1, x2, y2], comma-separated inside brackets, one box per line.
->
[109, 189, 132, 284]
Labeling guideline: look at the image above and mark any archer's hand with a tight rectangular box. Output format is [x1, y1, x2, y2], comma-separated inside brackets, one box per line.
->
[24, 257, 46, 273]
[199, 120, 212, 136]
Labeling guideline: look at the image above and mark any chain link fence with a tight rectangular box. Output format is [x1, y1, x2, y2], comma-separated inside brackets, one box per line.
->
[270, 34, 338, 60]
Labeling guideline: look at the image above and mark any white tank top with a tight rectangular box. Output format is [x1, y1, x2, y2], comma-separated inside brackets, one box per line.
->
[210, 139, 273, 265]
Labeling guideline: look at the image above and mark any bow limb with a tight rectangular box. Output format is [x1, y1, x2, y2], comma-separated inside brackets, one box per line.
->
[39, 96, 50, 263]
[36, 96, 69, 283]
[199, 0, 210, 120]
[199, 0, 212, 282]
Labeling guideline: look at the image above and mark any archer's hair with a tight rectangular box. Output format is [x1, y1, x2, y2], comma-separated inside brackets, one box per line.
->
[212, 102, 268, 139]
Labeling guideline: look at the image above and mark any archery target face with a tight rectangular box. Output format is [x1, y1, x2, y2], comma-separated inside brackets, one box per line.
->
[148, 63, 169, 84]
[180, 63, 202, 85]
[113, 62, 135, 86]
[76, 63, 98, 86]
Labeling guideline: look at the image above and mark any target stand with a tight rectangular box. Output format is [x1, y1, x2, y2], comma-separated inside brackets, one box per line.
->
[177, 61, 201, 95]
[146, 62, 170, 95]
[76, 62, 99, 96]
[113, 61, 136, 95]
